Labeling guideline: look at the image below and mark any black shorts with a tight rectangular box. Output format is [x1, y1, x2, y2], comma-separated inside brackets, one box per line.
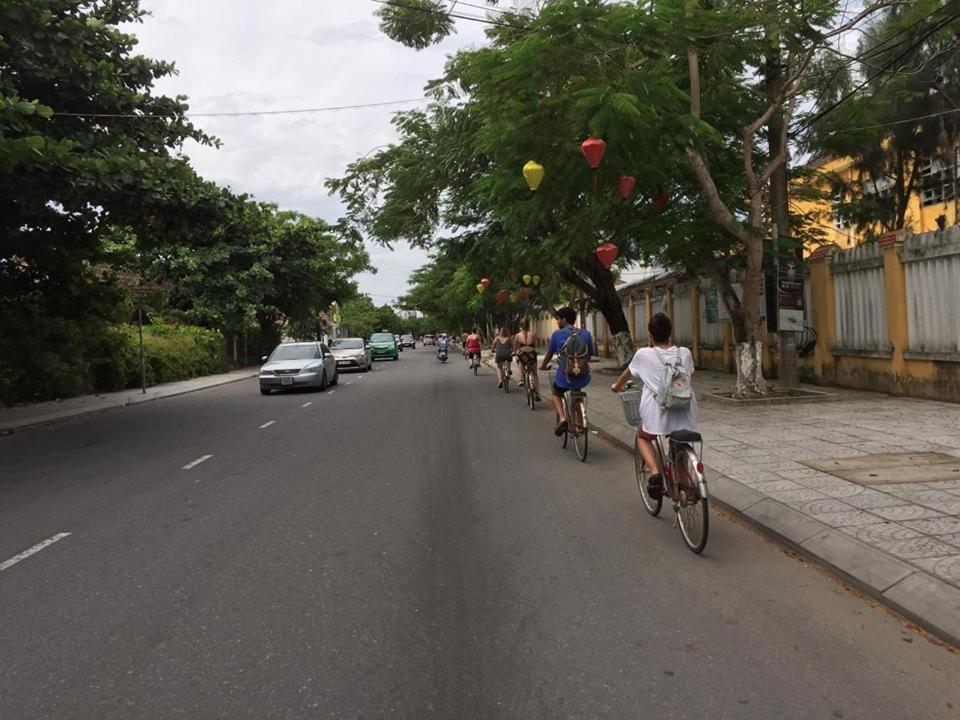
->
[552, 382, 569, 397]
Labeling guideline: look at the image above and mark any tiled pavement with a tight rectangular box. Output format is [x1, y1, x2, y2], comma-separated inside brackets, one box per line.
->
[579, 361, 960, 642]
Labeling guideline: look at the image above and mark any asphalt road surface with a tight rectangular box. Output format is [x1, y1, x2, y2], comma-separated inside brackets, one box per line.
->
[2, 348, 959, 719]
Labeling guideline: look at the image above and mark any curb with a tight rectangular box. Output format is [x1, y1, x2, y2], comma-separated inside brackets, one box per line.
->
[0, 371, 258, 436]
[591, 423, 960, 649]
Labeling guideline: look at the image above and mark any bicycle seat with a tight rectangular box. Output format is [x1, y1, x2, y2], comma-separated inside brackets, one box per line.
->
[670, 430, 702, 443]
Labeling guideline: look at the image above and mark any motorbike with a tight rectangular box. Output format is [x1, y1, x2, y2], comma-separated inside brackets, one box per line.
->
[437, 347, 448, 363]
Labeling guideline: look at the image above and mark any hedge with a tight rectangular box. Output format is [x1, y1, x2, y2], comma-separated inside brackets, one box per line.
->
[0, 320, 228, 404]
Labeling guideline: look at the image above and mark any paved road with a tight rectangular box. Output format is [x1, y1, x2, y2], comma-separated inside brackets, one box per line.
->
[2, 349, 959, 719]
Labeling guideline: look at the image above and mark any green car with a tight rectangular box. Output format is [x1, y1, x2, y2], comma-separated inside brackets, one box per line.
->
[369, 332, 400, 361]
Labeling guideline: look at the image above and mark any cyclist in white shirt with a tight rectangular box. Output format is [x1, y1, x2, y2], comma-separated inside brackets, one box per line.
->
[611, 313, 699, 499]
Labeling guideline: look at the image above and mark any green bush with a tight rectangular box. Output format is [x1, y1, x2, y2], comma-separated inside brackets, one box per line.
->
[119, 323, 228, 387]
[0, 314, 228, 404]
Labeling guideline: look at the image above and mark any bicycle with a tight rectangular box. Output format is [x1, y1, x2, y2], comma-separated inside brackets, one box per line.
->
[468, 352, 480, 375]
[549, 370, 588, 461]
[619, 384, 709, 554]
[519, 355, 538, 411]
[496, 357, 512, 393]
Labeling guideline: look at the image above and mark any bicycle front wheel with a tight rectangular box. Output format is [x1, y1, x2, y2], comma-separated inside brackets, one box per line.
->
[634, 436, 662, 516]
[571, 396, 588, 462]
[675, 446, 709, 553]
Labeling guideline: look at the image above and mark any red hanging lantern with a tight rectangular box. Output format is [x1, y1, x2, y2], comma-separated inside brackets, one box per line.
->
[617, 174, 636, 200]
[580, 137, 606, 169]
[595, 242, 619, 270]
[480, 277, 490, 289]
[653, 190, 669, 213]
[496, 289, 509, 305]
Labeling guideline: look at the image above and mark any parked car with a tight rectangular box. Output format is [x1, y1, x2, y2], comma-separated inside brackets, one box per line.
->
[259, 341, 338, 395]
[423, 334, 436, 346]
[331, 337, 372, 372]
[369, 332, 400, 361]
[400, 334, 416, 349]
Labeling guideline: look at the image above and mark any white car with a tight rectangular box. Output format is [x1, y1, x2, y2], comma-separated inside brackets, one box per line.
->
[331, 337, 373, 372]
[259, 342, 338, 395]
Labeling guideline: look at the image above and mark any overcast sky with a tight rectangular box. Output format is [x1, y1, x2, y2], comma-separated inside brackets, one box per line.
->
[132, 0, 491, 304]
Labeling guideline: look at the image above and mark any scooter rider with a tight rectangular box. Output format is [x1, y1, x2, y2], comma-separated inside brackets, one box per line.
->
[436, 333, 450, 360]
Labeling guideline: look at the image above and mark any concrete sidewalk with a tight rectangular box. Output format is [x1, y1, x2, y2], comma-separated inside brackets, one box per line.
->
[579, 359, 960, 647]
[0, 368, 257, 435]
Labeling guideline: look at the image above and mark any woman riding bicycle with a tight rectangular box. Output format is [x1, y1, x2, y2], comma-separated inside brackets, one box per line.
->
[491, 326, 514, 389]
[465, 328, 482, 369]
[610, 313, 699, 499]
[513, 318, 541, 401]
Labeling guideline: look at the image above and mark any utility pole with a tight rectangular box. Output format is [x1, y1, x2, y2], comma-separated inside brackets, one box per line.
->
[766, 34, 800, 387]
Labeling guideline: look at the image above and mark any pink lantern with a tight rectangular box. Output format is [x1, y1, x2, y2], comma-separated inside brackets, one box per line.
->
[581, 137, 606, 169]
[617, 174, 636, 200]
[595, 242, 619, 270]
[480, 277, 490, 288]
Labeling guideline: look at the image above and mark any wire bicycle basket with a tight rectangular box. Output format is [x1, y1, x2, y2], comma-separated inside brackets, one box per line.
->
[619, 388, 643, 427]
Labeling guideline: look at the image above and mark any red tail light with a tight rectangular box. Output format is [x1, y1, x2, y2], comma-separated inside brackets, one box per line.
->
[696, 462, 704, 474]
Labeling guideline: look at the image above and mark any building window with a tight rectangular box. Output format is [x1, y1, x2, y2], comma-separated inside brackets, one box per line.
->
[831, 187, 847, 230]
[919, 155, 957, 207]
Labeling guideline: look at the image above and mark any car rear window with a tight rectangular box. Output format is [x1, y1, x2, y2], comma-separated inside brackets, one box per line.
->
[270, 345, 319, 361]
[371, 333, 394, 342]
[333, 339, 363, 349]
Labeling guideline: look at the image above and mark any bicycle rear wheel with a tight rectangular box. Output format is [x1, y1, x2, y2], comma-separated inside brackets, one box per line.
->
[674, 446, 709, 553]
[571, 395, 588, 462]
[634, 436, 662, 516]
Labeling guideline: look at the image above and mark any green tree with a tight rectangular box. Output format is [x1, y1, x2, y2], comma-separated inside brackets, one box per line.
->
[804, 0, 960, 237]
[0, 0, 217, 399]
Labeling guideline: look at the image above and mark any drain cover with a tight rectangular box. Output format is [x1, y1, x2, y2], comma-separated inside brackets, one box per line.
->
[805, 452, 960, 485]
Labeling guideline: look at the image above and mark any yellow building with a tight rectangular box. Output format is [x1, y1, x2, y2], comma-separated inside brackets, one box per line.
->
[794, 152, 960, 250]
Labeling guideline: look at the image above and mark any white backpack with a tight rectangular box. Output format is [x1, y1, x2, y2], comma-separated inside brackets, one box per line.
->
[654, 348, 692, 410]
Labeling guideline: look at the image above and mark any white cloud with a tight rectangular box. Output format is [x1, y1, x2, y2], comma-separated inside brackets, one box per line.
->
[132, 0, 488, 302]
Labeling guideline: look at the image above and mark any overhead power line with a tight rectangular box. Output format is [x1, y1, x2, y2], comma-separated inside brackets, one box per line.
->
[50, 97, 427, 119]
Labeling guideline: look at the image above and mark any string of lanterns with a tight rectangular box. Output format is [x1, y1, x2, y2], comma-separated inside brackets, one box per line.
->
[522, 137, 670, 271]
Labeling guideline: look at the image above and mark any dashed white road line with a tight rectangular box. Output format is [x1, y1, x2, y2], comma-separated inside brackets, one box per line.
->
[0, 533, 71, 573]
[328, 390, 336, 395]
[182, 454, 213, 470]
[301, 402, 312, 408]
[258, 420, 276, 429]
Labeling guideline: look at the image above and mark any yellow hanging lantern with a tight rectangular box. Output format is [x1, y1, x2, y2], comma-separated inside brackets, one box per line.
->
[523, 160, 545, 191]
[522, 274, 532, 285]
[509, 292, 518, 303]
[476, 283, 485, 294]
[532, 274, 541, 286]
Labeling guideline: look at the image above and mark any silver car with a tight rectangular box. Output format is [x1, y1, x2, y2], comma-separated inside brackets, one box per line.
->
[259, 341, 338, 395]
[331, 337, 372, 373]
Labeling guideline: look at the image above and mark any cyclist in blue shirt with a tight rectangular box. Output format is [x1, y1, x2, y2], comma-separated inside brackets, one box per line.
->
[540, 307, 595, 436]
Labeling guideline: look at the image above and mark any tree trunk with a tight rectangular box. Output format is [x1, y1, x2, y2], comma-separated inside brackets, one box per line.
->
[734, 339, 766, 397]
[766, 47, 799, 387]
[569, 254, 633, 368]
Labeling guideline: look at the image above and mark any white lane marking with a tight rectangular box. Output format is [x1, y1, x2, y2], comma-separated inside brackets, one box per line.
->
[301, 402, 312, 408]
[328, 390, 336, 395]
[0, 533, 71, 572]
[258, 420, 276, 429]
[182, 454, 213, 470]
[345, 382, 352, 386]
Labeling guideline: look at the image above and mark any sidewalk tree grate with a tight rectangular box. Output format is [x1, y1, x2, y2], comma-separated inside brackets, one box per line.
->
[804, 453, 960, 485]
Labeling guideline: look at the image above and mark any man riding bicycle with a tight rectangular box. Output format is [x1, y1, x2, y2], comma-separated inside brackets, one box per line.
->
[610, 312, 699, 499]
[540, 307, 594, 437]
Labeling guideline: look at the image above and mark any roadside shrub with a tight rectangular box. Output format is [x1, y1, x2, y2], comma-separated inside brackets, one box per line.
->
[0, 315, 228, 405]
[119, 323, 228, 387]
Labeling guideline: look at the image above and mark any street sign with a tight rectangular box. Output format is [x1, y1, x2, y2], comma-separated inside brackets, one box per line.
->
[777, 248, 805, 332]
